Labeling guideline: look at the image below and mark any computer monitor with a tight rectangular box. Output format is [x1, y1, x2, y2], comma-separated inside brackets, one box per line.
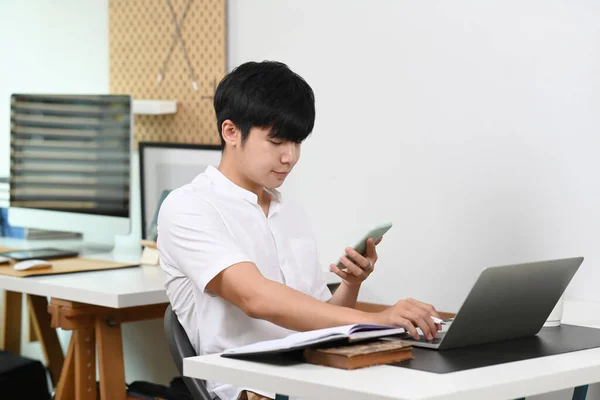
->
[8, 94, 132, 251]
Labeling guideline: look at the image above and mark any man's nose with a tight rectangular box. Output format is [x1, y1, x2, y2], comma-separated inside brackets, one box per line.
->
[281, 143, 299, 164]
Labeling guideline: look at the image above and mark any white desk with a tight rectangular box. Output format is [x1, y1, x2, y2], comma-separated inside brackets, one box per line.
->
[0, 256, 167, 308]
[184, 301, 600, 400]
[0, 237, 168, 308]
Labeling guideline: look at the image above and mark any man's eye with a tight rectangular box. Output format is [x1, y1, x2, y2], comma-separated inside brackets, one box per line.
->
[269, 140, 283, 146]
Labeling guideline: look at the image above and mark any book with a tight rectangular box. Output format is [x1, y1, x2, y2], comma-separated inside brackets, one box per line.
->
[303, 339, 413, 370]
[221, 324, 406, 358]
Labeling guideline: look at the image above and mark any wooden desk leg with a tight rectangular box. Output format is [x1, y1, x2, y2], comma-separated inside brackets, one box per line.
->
[96, 317, 126, 400]
[0, 290, 22, 353]
[47, 299, 166, 400]
[28, 314, 38, 343]
[74, 328, 97, 400]
[55, 336, 75, 400]
[27, 294, 65, 386]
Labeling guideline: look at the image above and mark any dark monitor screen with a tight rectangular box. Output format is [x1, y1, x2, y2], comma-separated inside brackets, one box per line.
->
[9, 94, 131, 218]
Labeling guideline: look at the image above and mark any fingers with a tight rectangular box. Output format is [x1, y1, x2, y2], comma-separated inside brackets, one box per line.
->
[406, 299, 440, 339]
[339, 256, 366, 278]
[388, 299, 442, 340]
[364, 238, 378, 262]
[405, 309, 437, 340]
[390, 300, 439, 340]
[329, 264, 351, 281]
[394, 318, 419, 339]
[375, 237, 383, 245]
[330, 263, 362, 288]
[407, 298, 441, 319]
[345, 246, 372, 270]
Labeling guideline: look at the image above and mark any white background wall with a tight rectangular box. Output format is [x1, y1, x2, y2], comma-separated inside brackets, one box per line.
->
[0, 1, 110, 177]
[1, 1, 599, 399]
[228, 0, 600, 311]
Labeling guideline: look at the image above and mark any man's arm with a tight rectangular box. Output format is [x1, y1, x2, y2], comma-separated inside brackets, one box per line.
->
[327, 282, 360, 308]
[207, 261, 441, 340]
[207, 262, 372, 332]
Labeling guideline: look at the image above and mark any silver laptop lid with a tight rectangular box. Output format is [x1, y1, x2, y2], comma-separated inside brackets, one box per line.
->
[436, 257, 584, 349]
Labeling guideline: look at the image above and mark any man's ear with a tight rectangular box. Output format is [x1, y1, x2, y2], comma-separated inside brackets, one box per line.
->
[221, 120, 239, 147]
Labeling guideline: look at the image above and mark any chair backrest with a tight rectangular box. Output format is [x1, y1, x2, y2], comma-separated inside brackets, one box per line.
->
[164, 304, 214, 400]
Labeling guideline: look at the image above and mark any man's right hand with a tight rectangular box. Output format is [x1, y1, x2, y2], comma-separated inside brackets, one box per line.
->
[376, 298, 441, 340]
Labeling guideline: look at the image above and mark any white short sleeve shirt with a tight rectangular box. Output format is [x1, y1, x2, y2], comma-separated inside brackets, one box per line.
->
[158, 165, 332, 400]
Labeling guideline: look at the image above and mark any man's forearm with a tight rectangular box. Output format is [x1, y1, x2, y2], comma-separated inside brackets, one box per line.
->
[327, 282, 360, 308]
[248, 279, 375, 331]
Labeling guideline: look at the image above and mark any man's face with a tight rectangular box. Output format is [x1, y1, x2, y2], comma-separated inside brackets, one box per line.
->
[235, 127, 301, 189]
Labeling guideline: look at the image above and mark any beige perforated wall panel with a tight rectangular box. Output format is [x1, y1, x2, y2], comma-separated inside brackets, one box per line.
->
[109, 0, 226, 146]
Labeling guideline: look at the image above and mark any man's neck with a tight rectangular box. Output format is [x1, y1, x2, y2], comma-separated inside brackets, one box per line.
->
[217, 161, 272, 214]
[217, 160, 261, 196]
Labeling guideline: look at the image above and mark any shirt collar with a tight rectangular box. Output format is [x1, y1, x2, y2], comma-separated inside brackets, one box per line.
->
[202, 165, 282, 207]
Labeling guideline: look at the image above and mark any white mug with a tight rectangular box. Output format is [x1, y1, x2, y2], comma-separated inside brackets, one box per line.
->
[544, 294, 565, 327]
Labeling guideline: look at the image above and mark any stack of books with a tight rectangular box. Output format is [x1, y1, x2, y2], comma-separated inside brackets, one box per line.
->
[303, 339, 413, 370]
[222, 324, 414, 370]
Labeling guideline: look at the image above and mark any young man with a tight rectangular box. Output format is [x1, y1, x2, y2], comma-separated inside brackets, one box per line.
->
[158, 61, 441, 400]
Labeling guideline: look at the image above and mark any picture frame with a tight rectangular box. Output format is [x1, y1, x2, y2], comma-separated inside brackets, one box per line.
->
[138, 142, 222, 240]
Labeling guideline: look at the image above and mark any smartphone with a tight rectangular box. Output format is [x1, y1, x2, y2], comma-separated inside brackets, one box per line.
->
[336, 222, 393, 270]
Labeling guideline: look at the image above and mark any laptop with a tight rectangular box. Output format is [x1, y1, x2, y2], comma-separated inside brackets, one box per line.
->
[400, 257, 584, 350]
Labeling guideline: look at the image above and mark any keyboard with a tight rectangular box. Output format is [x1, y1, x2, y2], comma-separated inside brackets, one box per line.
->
[415, 335, 444, 345]
[410, 331, 446, 344]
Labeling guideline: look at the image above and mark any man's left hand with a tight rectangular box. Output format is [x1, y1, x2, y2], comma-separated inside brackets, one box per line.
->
[329, 237, 381, 287]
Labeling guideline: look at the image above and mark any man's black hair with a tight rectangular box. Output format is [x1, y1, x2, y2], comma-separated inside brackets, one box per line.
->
[214, 61, 316, 149]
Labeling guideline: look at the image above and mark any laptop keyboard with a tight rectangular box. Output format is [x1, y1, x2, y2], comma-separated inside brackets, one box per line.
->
[383, 332, 446, 345]
[406, 331, 446, 344]
[415, 334, 444, 345]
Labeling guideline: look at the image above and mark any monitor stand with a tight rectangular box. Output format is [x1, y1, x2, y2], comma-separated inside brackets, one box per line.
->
[55, 236, 114, 256]
[57, 230, 140, 257]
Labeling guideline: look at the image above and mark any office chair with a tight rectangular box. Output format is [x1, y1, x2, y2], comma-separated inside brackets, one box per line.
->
[164, 304, 214, 400]
[164, 305, 290, 400]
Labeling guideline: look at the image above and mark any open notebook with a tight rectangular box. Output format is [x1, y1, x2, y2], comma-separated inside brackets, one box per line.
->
[222, 324, 405, 358]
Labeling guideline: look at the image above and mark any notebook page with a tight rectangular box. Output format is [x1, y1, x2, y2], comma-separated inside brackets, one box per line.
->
[223, 324, 403, 356]
[223, 325, 358, 355]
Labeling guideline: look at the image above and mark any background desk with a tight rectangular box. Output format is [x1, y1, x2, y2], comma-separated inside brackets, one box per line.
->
[0, 238, 168, 400]
[184, 301, 600, 400]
